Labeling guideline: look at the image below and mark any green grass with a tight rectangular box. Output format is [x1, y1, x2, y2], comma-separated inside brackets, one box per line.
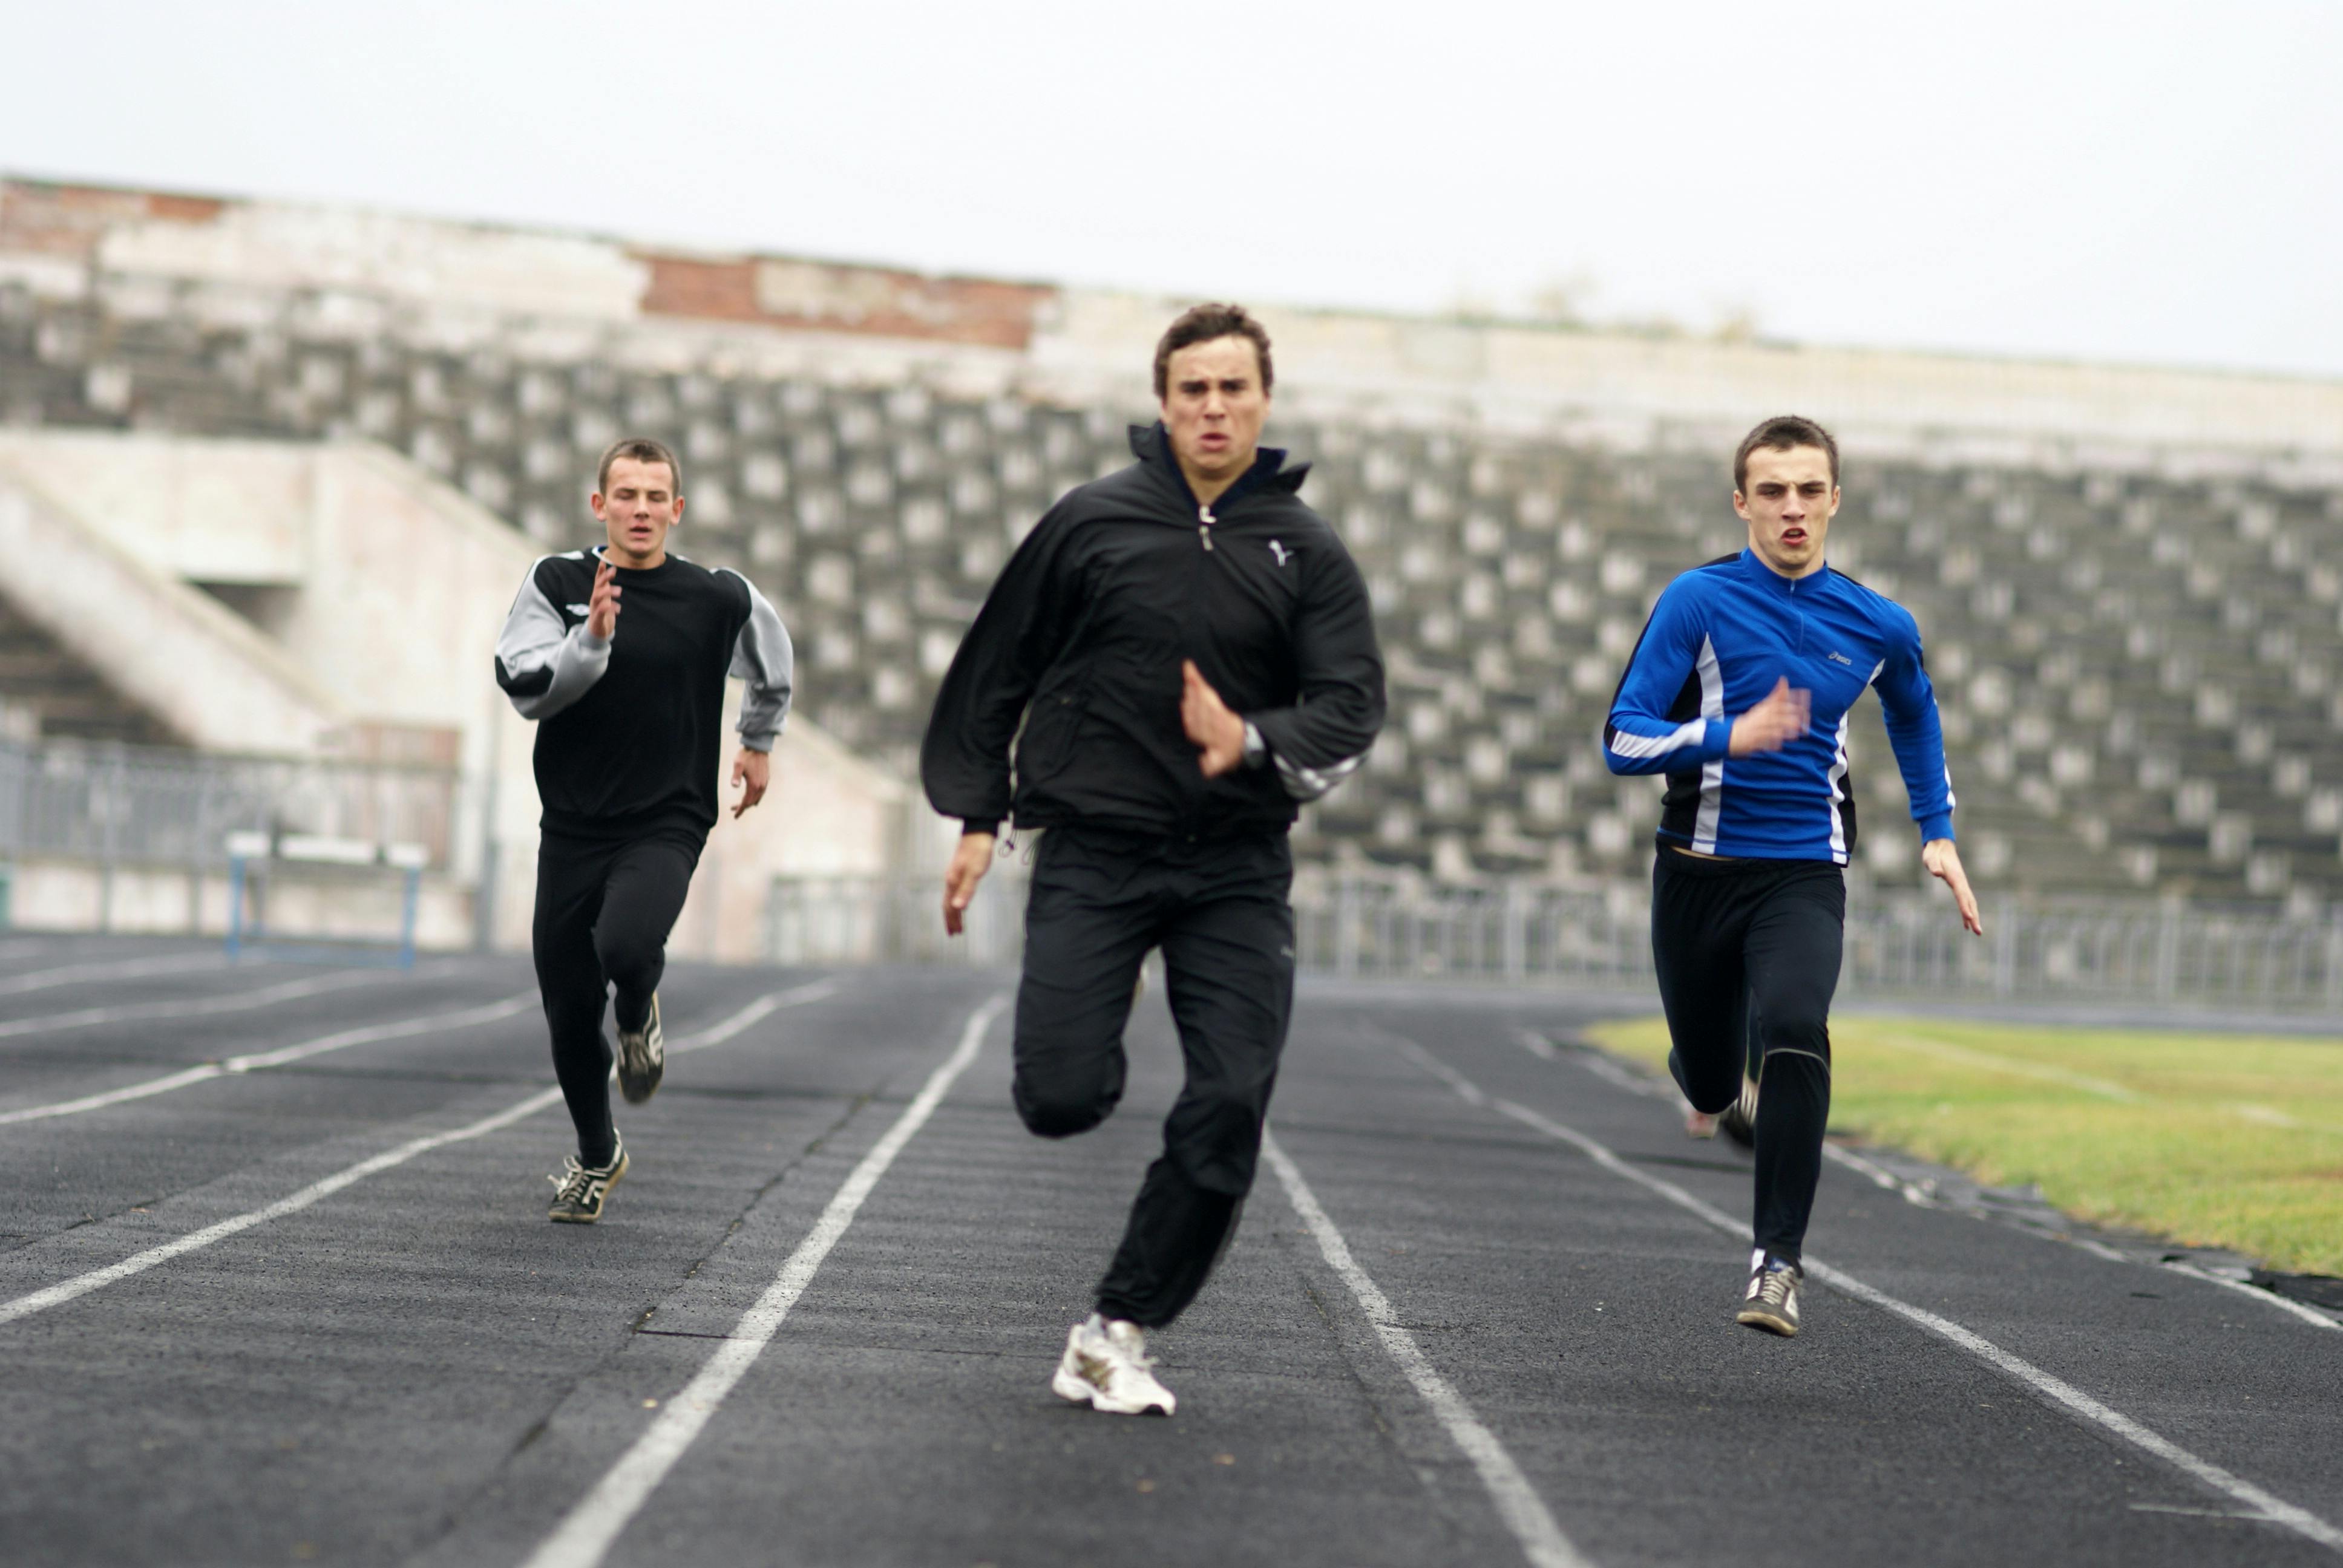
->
[1582, 1013, 2343, 1277]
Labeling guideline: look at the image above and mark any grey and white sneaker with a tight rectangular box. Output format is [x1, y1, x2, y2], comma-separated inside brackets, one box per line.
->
[615, 994, 664, 1105]
[547, 1140, 629, 1224]
[1737, 1249, 1803, 1336]
[1051, 1313, 1176, 1416]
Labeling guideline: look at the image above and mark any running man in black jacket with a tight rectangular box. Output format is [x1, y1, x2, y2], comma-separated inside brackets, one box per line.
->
[495, 437, 793, 1223]
[922, 304, 1385, 1414]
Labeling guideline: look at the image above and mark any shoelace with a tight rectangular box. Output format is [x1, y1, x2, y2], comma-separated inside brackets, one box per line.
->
[549, 1160, 596, 1204]
[1755, 1269, 1797, 1308]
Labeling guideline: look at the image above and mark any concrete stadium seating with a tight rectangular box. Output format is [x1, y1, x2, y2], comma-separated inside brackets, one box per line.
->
[4, 278, 2337, 912]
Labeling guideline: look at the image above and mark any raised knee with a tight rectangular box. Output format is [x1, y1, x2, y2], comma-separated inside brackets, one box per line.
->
[1014, 1074, 1116, 1138]
[594, 933, 660, 986]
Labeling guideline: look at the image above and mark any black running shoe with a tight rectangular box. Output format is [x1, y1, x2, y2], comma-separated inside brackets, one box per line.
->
[615, 993, 664, 1105]
[1718, 1074, 1758, 1149]
[548, 1140, 629, 1223]
[1737, 1252, 1803, 1336]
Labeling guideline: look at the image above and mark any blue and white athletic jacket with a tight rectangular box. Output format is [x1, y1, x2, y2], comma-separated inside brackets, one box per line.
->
[1602, 549, 1956, 863]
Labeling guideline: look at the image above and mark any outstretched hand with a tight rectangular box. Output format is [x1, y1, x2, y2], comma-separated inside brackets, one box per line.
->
[1922, 838, 1985, 936]
[1729, 676, 1810, 756]
[1181, 660, 1246, 779]
[942, 831, 995, 936]
[586, 558, 621, 641]
[729, 748, 770, 818]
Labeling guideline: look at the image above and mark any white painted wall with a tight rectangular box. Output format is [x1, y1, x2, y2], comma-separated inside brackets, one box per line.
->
[0, 430, 908, 961]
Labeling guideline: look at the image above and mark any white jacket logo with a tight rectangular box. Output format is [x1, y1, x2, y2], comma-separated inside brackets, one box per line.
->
[1268, 541, 1291, 566]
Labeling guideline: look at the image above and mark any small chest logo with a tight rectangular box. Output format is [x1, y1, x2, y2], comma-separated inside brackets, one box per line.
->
[565, 603, 591, 616]
[1826, 650, 1853, 667]
[1268, 540, 1291, 566]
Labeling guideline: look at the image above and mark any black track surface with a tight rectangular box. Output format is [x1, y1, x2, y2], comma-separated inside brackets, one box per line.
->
[0, 936, 2334, 1567]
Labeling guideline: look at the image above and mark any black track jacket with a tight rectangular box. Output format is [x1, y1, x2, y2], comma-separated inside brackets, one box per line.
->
[921, 423, 1384, 840]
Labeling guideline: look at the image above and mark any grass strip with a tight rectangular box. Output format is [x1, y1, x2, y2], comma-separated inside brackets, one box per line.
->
[1582, 1014, 2343, 1277]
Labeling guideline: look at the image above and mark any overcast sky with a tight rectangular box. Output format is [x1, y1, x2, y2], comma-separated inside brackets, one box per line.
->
[11, 1, 2339, 379]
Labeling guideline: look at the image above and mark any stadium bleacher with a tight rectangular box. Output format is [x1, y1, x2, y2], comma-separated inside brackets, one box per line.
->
[2, 277, 2338, 911]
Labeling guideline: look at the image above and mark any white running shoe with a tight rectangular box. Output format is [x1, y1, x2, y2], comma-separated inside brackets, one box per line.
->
[1051, 1313, 1176, 1416]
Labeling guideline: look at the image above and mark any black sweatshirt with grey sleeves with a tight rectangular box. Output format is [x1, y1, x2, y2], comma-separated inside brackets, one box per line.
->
[495, 547, 793, 841]
[920, 423, 1385, 840]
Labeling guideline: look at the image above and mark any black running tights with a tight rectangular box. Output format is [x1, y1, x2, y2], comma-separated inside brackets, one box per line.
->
[532, 829, 701, 1165]
[1650, 849, 1844, 1264]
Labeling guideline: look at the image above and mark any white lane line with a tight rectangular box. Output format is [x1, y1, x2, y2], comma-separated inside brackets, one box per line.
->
[0, 951, 223, 996]
[520, 991, 1009, 1568]
[2160, 1261, 2342, 1334]
[1522, 1032, 2339, 1328]
[0, 965, 392, 1041]
[1395, 1037, 2343, 1555]
[0, 981, 845, 1325]
[1262, 1129, 1592, 1568]
[0, 992, 536, 1126]
[668, 978, 839, 1054]
[0, 1085, 566, 1327]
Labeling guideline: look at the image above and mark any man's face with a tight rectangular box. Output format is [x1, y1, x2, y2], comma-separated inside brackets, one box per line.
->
[1160, 336, 1269, 489]
[1734, 445, 1837, 578]
[591, 457, 684, 566]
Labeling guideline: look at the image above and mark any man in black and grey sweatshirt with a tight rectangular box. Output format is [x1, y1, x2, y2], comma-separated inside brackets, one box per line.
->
[922, 304, 1384, 1414]
[494, 437, 793, 1223]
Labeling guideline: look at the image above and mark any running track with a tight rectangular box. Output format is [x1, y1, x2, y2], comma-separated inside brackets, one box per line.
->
[0, 935, 2335, 1567]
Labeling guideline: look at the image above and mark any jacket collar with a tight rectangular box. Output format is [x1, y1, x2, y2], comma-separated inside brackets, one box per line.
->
[1127, 422, 1308, 512]
[1739, 546, 1829, 593]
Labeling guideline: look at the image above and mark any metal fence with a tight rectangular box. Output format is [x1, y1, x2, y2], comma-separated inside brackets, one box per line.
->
[765, 873, 2343, 1014]
[0, 737, 476, 875]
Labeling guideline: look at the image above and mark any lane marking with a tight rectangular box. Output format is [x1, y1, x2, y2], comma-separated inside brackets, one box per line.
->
[0, 951, 223, 997]
[1262, 1129, 1592, 1568]
[0, 992, 536, 1126]
[0, 975, 841, 1128]
[0, 965, 393, 1042]
[520, 991, 1009, 1568]
[668, 978, 839, 1055]
[2159, 1260, 2342, 1334]
[0, 980, 844, 1323]
[0, 1086, 565, 1326]
[1521, 1031, 2341, 1330]
[1397, 1037, 2343, 1555]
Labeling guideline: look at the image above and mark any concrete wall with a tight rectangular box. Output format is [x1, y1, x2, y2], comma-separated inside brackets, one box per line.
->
[10, 175, 2343, 474]
[0, 428, 909, 961]
[0, 445, 346, 752]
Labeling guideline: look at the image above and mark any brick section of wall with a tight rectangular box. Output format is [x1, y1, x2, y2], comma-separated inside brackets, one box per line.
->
[637, 251, 1050, 350]
[0, 180, 223, 260]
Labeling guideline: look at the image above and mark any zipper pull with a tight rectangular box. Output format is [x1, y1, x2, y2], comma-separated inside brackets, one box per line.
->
[1198, 502, 1215, 552]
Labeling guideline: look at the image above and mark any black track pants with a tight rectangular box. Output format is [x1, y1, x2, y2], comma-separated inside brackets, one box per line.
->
[1650, 849, 1844, 1264]
[1011, 826, 1296, 1329]
[532, 829, 703, 1166]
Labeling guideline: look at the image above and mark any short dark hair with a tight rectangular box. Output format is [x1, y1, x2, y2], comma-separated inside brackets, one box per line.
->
[1734, 415, 1838, 494]
[597, 436, 682, 496]
[1153, 303, 1274, 400]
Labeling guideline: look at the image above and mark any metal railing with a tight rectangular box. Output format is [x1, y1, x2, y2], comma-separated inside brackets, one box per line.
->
[765, 872, 2343, 1013]
[0, 737, 476, 876]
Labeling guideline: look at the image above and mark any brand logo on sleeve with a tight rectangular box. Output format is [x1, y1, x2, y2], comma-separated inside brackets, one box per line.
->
[1826, 650, 1853, 666]
[1268, 540, 1291, 566]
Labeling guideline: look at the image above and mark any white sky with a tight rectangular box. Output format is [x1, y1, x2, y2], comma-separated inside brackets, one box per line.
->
[11, 1, 2341, 378]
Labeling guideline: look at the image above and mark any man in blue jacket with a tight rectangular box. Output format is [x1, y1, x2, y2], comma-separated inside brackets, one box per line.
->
[1604, 414, 1981, 1336]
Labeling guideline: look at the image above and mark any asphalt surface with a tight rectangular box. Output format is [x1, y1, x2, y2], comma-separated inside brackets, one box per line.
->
[0, 934, 2336, 1567]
